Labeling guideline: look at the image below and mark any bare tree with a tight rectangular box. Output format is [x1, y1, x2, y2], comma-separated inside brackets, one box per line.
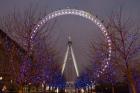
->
[89, 8, 140, 93]
[0, 4, 61, 89]
[108, 8, 140, 93]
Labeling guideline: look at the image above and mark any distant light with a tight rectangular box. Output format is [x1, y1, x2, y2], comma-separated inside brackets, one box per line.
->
[10, 80, 13, 83]
[56, 88, 59, 93]
[0, 76, 3, 80]
[46, 86, 49, 91]
[50, 86, 52, 90]
[81, 88, 84, 93]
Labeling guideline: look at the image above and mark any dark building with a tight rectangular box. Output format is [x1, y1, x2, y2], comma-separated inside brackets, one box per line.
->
[0, 29, 26, 86]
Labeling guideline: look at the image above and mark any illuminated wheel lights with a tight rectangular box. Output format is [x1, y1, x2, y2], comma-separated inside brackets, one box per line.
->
[31, 9, 112, 79]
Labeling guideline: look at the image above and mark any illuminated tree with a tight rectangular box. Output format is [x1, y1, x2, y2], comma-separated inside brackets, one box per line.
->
[90, 8, 140, 93]
[108, 8, 140, 93]
[0, 29, 26, 86]
[0, 5, 59, 88]
[75, 72, 91, 89]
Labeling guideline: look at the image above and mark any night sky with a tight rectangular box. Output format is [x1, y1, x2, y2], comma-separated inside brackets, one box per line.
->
[0, 0, 140, 74]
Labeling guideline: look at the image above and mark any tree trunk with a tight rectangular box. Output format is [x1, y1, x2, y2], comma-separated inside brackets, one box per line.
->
[112, 84, 115, 93]
[127, 67, 137, 93]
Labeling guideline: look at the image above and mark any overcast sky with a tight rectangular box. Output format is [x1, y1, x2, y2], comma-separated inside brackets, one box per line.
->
[0, 0, 140, 76]
[0, 0, 140, 17]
